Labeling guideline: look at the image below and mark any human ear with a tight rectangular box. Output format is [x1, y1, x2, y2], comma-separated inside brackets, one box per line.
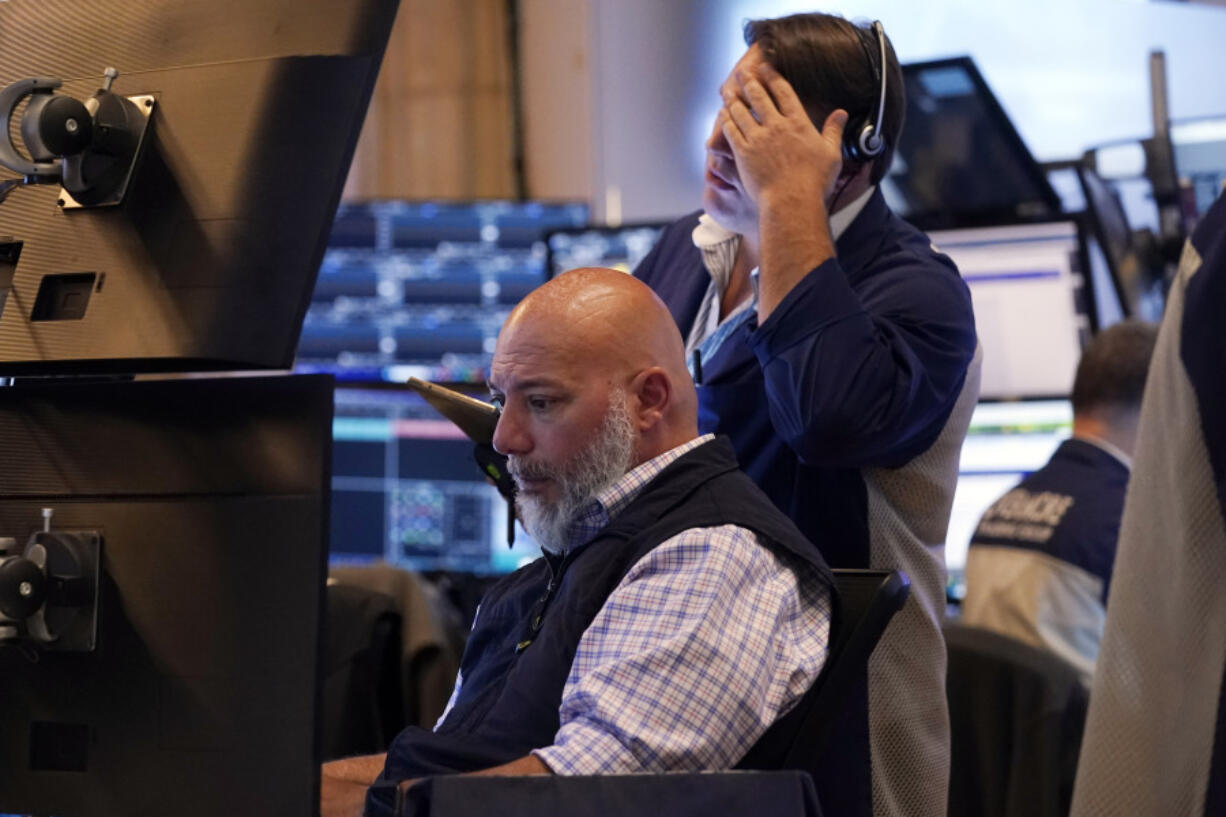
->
[630, 368, 671, 431]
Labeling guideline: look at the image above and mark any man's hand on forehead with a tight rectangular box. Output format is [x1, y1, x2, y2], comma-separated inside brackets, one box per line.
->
[720, 61, 849, 322]
[719, 61, 847, 212]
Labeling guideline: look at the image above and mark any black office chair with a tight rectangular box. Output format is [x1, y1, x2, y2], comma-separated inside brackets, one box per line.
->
[321, 582, 405, 761]
[945, 621, 1088, 817]
[739, 569, 911, 814]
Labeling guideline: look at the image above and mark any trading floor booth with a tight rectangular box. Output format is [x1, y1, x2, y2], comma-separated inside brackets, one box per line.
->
[0, 1, 397, 815]
[0, 2, 1198, 814]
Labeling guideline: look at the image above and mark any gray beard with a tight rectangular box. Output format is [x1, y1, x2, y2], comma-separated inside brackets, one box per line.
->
[509, 392, 637, 555]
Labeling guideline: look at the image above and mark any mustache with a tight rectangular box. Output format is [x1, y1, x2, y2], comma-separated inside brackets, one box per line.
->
[507, 456, 557, 483]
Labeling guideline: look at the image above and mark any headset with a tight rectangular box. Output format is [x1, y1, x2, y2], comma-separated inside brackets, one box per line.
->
[843, 20, 889, 165]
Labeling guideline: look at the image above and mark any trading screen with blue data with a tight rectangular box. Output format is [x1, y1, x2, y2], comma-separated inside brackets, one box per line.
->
[945, 399, 1073, 600]
[329, 387, 542, 574]
[296, 200, 589, 385]
[545, 222, 669, 279]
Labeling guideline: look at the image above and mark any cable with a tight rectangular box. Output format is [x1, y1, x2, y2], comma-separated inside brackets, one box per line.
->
[0, 177, 25, 203]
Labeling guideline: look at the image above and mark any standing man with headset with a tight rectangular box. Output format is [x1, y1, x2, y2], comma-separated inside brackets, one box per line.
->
[634, 12, 980, 817]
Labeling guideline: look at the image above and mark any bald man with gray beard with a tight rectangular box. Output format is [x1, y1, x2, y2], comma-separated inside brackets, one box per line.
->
[321, 268, 836, 816]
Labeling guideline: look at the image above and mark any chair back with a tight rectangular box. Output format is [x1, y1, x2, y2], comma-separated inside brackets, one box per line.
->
[320, 582, 404, 761]
[783, 569, 911, 768]
[945, 621, 1088, 817]
[737, 568, 909, 794]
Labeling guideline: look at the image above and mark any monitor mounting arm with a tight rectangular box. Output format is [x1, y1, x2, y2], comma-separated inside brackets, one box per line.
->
[0, 508, 101, 653]
[0, 68, 154, 208]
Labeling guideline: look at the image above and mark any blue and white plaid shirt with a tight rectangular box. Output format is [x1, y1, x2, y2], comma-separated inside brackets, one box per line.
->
[436, 434, 832, 774]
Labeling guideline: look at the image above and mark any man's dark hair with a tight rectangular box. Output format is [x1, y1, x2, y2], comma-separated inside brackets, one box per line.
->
[1071, 320, 1160, 416]
[743, 13, 905, 185]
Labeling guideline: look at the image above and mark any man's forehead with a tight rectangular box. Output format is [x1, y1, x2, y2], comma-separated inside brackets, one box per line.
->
[489, 332, 582, 390]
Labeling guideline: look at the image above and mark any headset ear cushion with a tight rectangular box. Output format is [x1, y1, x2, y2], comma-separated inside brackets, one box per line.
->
[860, 124, 883, 157]
[842, 118, 863, 163]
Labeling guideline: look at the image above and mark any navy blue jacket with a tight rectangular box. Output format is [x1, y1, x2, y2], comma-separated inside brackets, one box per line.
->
[377, 437, 834, 783]
[634, 190, 977, 569]
[970, 438, 1128, 602]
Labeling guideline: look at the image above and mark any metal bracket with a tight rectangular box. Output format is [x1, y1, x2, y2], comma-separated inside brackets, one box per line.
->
[59, 93, 156, 210]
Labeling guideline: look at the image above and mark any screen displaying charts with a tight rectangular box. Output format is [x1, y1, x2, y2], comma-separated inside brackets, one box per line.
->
[545, 222, 669, 279]
[930, 221, 1088, 399]
[329, 386, 541, 574]
[946, 399, 1073, 599]
[296, 200, 589, 385]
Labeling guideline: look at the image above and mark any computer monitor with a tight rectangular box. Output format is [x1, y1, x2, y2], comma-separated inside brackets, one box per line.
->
[884, 57, 1062, 230]
[0, 0, 398, 376]
[929, 220, 1089, 399]
[330, 385, 541, 574]
[0, 374, 332, 817]
[544, 222, 669, 279]
[946, 398, 1073, 599]
[1076, 165, 1164, 322]
[295, 200, 589, 386]
[1172, 116, 1226, 224]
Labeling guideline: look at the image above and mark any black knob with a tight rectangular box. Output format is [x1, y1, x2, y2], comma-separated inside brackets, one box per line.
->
[0, 556, 47, 620]
[37, 95, 93, 157]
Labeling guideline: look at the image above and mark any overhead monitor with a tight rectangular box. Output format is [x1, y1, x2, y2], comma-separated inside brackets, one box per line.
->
[329, 385, 541, 574]
[930, 220, 1089, 399]
[295, 200, 589, 386]
[1044, 165, 1087, 214]
[1076, 164, 1164, 321]
[0, 0, 398, 376]
[946, 398, 1073, 600]
[1172, 116, 1226, 224]
[884, 57, 1061, 230]
[0, 374, 332, 817]
[544, 222, 669, 280]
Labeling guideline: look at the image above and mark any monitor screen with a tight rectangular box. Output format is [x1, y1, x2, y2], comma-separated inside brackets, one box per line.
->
[1077, 165, 1164, 322]
[930, 220, 1088, 399]
[1172, 116, 1226, 224]
[330, 386, 541, 574]
[946, 399, 1073, 598]
[295, 200, 589, 385]
[884, 57, 1061, 230]
[0, 0, 398, 376]
[544, 222, 669, 279]
[0, 374, 332, 817]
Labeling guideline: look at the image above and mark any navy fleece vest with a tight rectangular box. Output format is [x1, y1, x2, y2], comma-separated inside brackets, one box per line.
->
[381, 436, 834, 780]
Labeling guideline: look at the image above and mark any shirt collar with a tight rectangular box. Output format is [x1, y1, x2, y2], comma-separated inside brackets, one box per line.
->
[828, 185, 875, 241]
[561, 434, 717, 551]
[691, 185, 877, 295]
[1072, 434, 1133, 471]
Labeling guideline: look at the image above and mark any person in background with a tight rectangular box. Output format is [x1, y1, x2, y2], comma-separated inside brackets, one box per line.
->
[320, 268, 833, 816]
[633, 12, 979, 817]
[960, 320, 1159, 684]
[1070, 194, 1226, 816]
